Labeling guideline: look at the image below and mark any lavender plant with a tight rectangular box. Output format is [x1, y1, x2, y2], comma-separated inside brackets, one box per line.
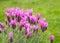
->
[0, 7, 54, 43]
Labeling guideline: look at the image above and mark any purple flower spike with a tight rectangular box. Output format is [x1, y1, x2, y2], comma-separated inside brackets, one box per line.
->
[28, 9, 33, 16]
[20, 20, 26, 27]
[30, 16, 37, 24]
[25, 12, 30, 17]
[10, 20, 17, 29]
[20, 9, 25, 17]
[6, 12, 11, 22]
[3, 28, 6, 33]
[11, 12, 16, 20]
[41, 22, 48, 32]
[0, 22, 4, 28]
[36, 13, 41, 20]
[0, 28, 2, 33]
[9, 8, 15, 13]
[22, 16, 27, 21]
[42, 18, 46, 22]
[19, 20, 26, 30]
[24, 23, 30, 29]
[9, 32, 13, 43]
[33, 25, 39, 32]
[50, 35, 54, 43]
[26, 31, 32, 39]
[25, 12, 30, 22]
[16, 10, 21, 22]
[6, 8, 11, 13]
[38, 20, 48, 32]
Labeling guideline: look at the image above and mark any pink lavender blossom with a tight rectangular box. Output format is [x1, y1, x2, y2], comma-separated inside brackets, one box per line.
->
[20, 9, 25, 17]
[9, 8, 15, 13]
[42, 18, 46, 22]
[19, 20, 26, 30]
[26, 31, 32, 39]
[11, 12, 16, 20]
[3, 28, 6, 33]
[50, 35, 54, 43]
[9, 32, 13, 43]
[33, 25, 39, 32]
[41, 22, 48, 32]
[0, 22, 4, 28]
[25, 12, 30, 22]
[20, 20, 26, 27]
[16, 10, 21, 22]
[30, 16, 37, 24]
[36, 13, 41, 20]
[10, 20, 17, 29]
[24, 22, 30, 29]
[6, 12, 11, 22]
[38, 20, 48, 32]
[28, 9, 33, 16]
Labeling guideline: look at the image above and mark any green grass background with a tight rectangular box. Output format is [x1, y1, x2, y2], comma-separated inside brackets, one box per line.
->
[0, 0, 60, 43]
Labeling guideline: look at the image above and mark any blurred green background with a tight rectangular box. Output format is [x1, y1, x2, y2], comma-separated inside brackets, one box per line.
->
[0, 0, 60, 43]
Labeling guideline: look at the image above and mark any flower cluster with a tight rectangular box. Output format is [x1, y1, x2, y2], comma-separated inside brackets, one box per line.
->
[0, 7, 54, 43]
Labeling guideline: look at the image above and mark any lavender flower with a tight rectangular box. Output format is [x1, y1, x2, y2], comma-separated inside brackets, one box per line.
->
[19, 20, 26, 30]
[42, 18, 46, 22]
[36, 13, 41, 20]
[27, 9, 33, 16]
[26, 31, 32, 39]
[6, 12, 11, 22]
[24, 22, 30, 29]
[30, 16, 37, 24]
[38, 20, 48, 32]
[0, 22, 4, 28]
[9, 32, 13, 43]
[3, 28, 6, 33]
[25, 12, 30, 22]
[20, 9, 25, 17]
[33, 25, 39, 32]
[10, 20, 17, 29]
[50, 35, 54, 43]
[11, 12, 16, 20]
[16, 10, 21, 22]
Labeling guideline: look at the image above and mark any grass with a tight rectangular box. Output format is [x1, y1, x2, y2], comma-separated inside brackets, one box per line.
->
[0, 0, 60, 43]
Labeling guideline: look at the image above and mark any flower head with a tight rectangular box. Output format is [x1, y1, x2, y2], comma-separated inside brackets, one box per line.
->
[50, 35, 54, 43]
[36, 13, 41, 20]
[0, 22, 4, 28]
[33, 25, 39, 32]
[50, 35, 54, 41]
[10, 20, 17, 29]
[30, 16, 37, 24]
[26, 31, 32, 39]
[24, 22, 30, 29]
[28, 9, 33, 16]
[42, 18, 46, 22]
[9, 32, 13, 43]
[38, 20, 48, 32]
[3, 28, 6, 33]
